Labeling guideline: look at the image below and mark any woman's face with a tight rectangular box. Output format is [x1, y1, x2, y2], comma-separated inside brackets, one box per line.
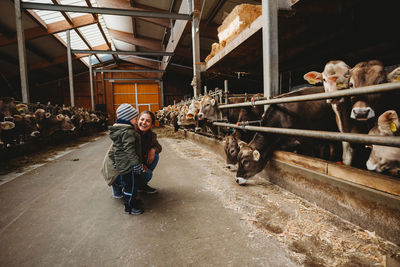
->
[138, 113, 152, 132]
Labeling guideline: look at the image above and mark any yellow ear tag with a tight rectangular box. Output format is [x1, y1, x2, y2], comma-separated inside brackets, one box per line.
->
[390, 122, 397, 133]
[336, 83, 344, 88]
[397, 76, 400, 81]
[309, 78, 316, 85]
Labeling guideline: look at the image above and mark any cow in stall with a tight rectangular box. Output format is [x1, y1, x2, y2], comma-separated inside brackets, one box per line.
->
[35, 109, 75, 137]
[197, 93, 265, 169]
[235, 86, 340, 185]
[304, 60, 400, 167]
[366, 110, 400, 177]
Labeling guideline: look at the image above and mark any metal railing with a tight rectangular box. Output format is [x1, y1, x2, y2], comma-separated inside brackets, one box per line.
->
[212, 82, 400, 147]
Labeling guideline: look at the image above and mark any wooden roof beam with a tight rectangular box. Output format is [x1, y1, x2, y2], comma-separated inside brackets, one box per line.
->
[108, 29, 162, 51]
[97, 0, 171, 28]
[0, 14, 97, 47]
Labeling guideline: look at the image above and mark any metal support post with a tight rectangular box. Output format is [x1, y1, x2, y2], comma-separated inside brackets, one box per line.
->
[160, 80, 164, 107]
[89, 55, 95, 111]
[191, 0, 202, 97]
[67, 30, 75, 107]
[262, 0, 279, 109]
[204, 86, 207, 95]
[224, 80, 228, 104]
[135, 83, 139, 110]
[15, 0, 29, 103]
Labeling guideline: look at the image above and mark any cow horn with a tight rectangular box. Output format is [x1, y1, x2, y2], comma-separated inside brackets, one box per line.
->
[253, 150, 260, 162]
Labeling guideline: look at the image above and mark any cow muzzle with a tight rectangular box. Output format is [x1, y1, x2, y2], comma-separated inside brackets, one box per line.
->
[235, 177, 247, 185]
[351, 107, 375, 120]
[225, 164, 237, 171]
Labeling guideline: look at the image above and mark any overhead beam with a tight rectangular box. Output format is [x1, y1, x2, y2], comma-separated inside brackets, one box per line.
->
[94, 69, 164, 73]
[161, 0, 190, 70]
[108, 29, 162, 51]
[98, 0, 171, 28]
[72, 49, 174, 56]
[104, 78, 161, 81]
[0, 14, 97, 47]
[119, 56, 160, 70]
[21, 3, 191, 20]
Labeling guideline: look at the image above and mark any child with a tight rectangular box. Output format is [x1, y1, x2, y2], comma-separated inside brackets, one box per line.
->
[108, 103, 145, 215]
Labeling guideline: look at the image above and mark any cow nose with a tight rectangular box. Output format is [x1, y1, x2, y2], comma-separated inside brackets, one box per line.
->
[31, 131, 40, 137]
[236, 177, 247, 185]
[351, 107, 375, 120]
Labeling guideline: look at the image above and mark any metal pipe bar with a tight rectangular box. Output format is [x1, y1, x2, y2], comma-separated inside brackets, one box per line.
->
[213, 122, 400, 148]
[21, 3, 191, 20]
[113, 93, 158, 95]
[218, 82, 400, 109]
[72, 50, 174, 56]
[105, 78, 161, 81]
[94, 69, 164, 73]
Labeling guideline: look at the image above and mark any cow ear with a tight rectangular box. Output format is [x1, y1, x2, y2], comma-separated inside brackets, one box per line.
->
[13, 114, 23, 122]
[304, 71, 323, 85]
[387, 67, 400, 82]
[238, 141, 246, 149]
[210, 98, 216, 106]
[253, 149, 260, 162]
[56, 114, 64, 121]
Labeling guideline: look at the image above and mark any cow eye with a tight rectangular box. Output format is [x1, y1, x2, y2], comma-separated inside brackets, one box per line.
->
[322, 78, 326, 82]
[349, 82, 354, 88]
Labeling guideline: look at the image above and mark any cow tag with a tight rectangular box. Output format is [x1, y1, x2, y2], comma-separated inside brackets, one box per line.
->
[253, 150, 260, 161]
[390, 122, 397, 133]
[336, 82, 345, 88]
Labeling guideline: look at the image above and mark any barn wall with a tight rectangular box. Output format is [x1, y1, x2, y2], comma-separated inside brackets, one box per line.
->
[162, 70, 193, 106]
[97, 67, 162, 124]
[28, 72, 97, 110]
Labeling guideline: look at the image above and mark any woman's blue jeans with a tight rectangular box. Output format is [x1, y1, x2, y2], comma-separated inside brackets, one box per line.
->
[144, 152, 159, 183]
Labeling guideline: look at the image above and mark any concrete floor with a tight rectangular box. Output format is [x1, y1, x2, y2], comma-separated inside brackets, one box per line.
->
[0, 134, 297, 267]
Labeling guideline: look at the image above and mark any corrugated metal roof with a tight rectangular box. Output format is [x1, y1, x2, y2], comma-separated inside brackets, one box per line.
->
[22, 0, 115, 66]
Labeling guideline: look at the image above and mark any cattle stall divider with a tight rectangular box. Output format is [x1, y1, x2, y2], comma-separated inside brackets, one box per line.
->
[213, 82, 400, 147]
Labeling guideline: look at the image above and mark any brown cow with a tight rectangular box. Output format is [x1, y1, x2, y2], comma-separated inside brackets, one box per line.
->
[235, 86, 339, 184]
[366, 110, 400, 177]
[305, 60, 400, 167]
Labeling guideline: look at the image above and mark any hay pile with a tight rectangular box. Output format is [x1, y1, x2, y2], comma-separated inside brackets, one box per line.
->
[205, 4, 262, 63]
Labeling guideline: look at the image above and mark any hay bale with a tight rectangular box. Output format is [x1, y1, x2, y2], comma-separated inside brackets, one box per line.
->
[205, 4, 261, 63]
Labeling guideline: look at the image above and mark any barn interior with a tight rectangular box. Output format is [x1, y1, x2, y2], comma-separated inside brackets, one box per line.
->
[1, 1, 400, 264]
[1, 0, 399, 112]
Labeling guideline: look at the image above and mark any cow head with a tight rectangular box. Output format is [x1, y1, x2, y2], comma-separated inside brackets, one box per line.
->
[366, 110, 400, 177]
[0, 97, 18, 121]
[235, 144, 265, 185]
[198, 95, 218, 121]
[187, 100, 200, 120]
[222, 135, 245, 169]
[60, 115, 76, 131]
[349, 60, 399, 121]
[304, 60, 351, 103]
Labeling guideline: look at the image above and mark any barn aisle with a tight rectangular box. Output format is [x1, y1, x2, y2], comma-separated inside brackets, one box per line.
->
[0, 133, 296, 266]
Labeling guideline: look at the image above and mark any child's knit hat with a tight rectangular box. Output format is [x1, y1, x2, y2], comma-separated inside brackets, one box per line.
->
[116, 103, 138, 121]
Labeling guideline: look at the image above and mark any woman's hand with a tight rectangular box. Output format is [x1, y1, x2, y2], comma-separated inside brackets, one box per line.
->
[147, 148, 156, 165]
